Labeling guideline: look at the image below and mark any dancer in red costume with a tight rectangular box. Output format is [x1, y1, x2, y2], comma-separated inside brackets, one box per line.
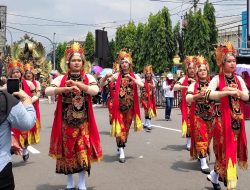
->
[106, 61, 119, 124]
[186, 55, 214, 174]
[23, 62, 41, 144]
[140, 65, 157, 131]
[205, 42, 248, 190]
[100, 48, 143, 163]
[7, 59, 37, 162]
[174, 56, 196, 150]
[45, 43, 102, 190]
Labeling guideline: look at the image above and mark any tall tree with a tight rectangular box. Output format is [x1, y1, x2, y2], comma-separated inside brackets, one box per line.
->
[160, 7, 175, 70]
[115, 22, 136, 53]
[133, 22, 146, 72]
[84, 32, 95, 63]
[203, 0, 218, 72]
[143, 12, 167, 74]
[55, 42, 67, 71]
[184, 9, 210, 58]
[173, 22, 185, 61]
[107, 38, 116, 68]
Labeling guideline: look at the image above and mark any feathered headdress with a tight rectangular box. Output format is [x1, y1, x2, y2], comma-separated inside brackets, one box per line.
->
[215, 42, 236, 68]
[118, 48, 132, 64]
[195, 55, 209, 72]
[6, 58, 24, 77]
[112, 61, 120, 73]
[64, 42, 85, 63]
[23, 61, 35, 73]
[183, 56, 196, 71]
[144, 65, 153, 74]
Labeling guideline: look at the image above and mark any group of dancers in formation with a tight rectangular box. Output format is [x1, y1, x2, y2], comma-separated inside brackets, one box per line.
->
[6, 41, 248, 190]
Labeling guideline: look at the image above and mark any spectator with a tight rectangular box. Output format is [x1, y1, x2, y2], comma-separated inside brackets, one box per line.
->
[0, 60, 36, 189]
[162, 73, 175, 120]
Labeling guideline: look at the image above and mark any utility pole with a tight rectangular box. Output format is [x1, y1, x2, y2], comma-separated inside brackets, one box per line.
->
[193, 0, 199, 13]
[53, 32, 56, 70]
[130, 0, 132, 22]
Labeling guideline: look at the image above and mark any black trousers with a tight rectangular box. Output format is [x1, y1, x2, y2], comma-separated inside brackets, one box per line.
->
[0, 162, 15, 190]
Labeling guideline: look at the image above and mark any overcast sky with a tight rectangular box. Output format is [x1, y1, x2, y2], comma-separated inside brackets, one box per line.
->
[1, 0, 246, 52]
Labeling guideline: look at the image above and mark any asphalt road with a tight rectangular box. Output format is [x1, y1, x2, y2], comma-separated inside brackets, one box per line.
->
[12, 100, 250, 190]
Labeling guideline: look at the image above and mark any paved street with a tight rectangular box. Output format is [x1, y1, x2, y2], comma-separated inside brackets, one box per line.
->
[12, 100, 250, 190]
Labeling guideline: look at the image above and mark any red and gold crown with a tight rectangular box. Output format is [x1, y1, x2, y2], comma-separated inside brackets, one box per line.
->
[195, 55, 209, 72]
[23, 62, 34, 73]
[64, 42, 85, 62]
[183, 56, 196, 70]
[112, 61, 120, 73]
[118, 48, 132, 64]
[215, 42, 236, 68]
[6, 58, 24, 76]
[144, 65, 153, 74]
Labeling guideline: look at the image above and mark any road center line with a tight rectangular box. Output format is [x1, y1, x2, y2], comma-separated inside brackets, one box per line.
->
[27, 146, 40, 154]
[150, 124, 181, 133]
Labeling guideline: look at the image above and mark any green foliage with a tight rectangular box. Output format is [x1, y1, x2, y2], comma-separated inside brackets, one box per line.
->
[133, 22, 146, 72]
[115, 22, 136, 53]
[84, 32, 95, 63]
[173, 22, 185, 61]
[107, 39, 116, 68]
[55, 42, 67, 71]
[203, 0, 218, 72]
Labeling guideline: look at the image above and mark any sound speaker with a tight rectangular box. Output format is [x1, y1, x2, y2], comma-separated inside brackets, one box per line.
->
[95, 30, 109, 67]
[95, 30, 108, 58]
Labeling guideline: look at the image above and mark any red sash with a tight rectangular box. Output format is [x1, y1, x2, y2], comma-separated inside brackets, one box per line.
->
[49, 72, 103, 161]
[219, 73, 248, 188]
[144, 79, 157, 118]
[181, 76, 189, 137]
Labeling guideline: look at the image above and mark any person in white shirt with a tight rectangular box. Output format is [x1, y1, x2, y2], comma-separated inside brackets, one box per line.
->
[162, 73, 174, 121]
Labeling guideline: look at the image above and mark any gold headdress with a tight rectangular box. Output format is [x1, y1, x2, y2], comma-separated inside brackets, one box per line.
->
[183, 56, 196, 71]
[23, 61, 35, 73]
[6, 58, 24, 77]
[195, 55, 209, 72]
[215, 42, 236, 68]
[112, 61, 120, 73]
[64, 42, 85, 63]
[118, 48, 132, 64]
[144, 65, 153, 74]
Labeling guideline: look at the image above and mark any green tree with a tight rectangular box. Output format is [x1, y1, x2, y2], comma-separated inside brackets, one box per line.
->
[115, 22, 136, 52]
[84, 32, 95, 63]
[142, 12, 167, 74]
[107, 38, 116, 68]
[203, 0, 218, 72]
[55, 42, 67, 71]
[160, 7, 175, 70]
[133, 22, 146, 72]
[173, 22, 185, 61]
[184, 10, 210, 58]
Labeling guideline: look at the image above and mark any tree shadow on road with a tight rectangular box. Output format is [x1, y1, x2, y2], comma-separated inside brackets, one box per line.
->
[99, 131, 111, 136]
[102, 154, 136, 163]
[12, 161, 34, 168]
[36, 184, 65, 190]
[36, 184, 96, 190]
[204, 187, 214, 190]
[171, 160, 200, 172]
[161, 144, 186, 151]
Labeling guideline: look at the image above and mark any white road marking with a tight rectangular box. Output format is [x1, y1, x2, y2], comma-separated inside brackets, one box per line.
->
[150, 124, 181, 133]
[27, 146, 40, 154]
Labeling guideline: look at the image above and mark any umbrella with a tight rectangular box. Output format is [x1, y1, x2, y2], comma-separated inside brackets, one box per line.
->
[236, 64, 250, 75]
[100, 68, 113, 77]
[91, 65, 103, 74]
